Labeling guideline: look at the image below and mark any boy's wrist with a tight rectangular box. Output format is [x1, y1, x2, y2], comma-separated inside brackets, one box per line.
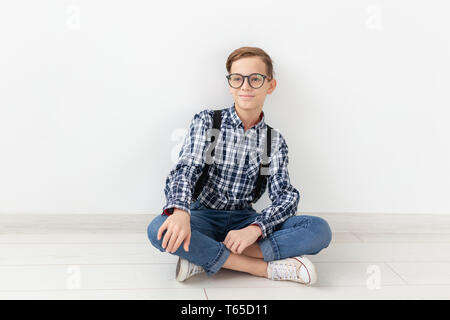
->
[173, 208, 190, 217]
[248, 224, 262, 237]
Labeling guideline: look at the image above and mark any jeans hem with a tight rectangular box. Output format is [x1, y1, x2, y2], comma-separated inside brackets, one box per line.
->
[258, 234, 280, 262]
[203, 242, 231, 277]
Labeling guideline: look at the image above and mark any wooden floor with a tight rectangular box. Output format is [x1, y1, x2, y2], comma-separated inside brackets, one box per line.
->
[0, 212, 449, 299]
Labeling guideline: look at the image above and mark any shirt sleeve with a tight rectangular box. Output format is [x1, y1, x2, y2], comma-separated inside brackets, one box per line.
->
[161, 110, 213, 216]
[251, 133, 300, 239]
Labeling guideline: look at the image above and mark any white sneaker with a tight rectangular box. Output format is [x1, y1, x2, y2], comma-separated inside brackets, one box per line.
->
[267, 255, 317, 285]
[176, 257, 205, 282]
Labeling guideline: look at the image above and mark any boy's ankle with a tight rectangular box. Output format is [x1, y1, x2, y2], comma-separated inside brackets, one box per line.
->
[263, 262, 269, 278]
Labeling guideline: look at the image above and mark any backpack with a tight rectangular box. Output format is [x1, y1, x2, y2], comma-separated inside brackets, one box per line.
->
[192, 109, 272, 203]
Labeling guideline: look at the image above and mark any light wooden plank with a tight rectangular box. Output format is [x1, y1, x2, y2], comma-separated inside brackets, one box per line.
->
[0, 233, 148, 244]
[387, 262, 450, 285]
[355, 233, 450, 243]
[330, 232, 362, 243]
[0, 262, 403, 291]
[314, 262, 405, 287]
[309, 243, 450, 263]
[0, 243, 176, 265]
[0, 264, 303, 291]
[0, 214, 153, 234]
[315, 213, 450, 234]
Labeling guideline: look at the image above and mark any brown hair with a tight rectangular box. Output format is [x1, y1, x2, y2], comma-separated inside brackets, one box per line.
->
[226, 46, 275, 80]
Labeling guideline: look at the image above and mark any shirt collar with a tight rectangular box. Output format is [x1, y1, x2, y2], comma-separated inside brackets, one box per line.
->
[228, 103, 266, 130]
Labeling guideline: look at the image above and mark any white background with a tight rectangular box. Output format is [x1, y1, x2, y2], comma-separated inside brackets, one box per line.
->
[0, 0, 449, 215]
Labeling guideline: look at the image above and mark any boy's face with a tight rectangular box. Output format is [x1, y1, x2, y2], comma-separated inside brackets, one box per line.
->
[228, 56, 276, 113]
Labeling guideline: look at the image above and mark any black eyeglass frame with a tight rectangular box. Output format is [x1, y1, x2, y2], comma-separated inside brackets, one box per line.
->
[225, 73, 272, 89]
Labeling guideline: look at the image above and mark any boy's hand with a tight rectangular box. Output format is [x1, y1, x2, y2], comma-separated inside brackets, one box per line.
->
[157, 208, 191, 253]
[223, 225, 261, 254]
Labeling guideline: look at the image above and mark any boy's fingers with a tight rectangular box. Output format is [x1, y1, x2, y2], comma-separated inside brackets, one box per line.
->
[162, 229, 172, 249]
[166, 231, 178, 252]
[171, 234, 184, 253]
[231, 241, 239, 253]
[223, 235, 230, 247]
[157, 220, 168, 240]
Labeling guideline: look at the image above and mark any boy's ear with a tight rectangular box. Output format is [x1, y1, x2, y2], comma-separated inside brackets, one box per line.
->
[267, 78, 277, 94]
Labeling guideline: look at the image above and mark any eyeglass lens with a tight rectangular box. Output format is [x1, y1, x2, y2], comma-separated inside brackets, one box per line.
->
[228, 74, 265, 89]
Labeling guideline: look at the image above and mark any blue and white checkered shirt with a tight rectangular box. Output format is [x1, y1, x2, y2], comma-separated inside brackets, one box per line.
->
[162, 103, 300, 239]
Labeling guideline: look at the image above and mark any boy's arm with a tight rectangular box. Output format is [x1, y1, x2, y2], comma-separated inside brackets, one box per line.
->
[162, 110, 212, 216]
[250, 134, 300, 239]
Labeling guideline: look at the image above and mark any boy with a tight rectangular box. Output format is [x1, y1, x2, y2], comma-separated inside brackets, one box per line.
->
[147, 47, 332, 285]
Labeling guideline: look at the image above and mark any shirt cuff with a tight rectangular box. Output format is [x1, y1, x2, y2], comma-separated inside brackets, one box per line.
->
[162, 201, 191, 216]
[161, 203, 191, 216]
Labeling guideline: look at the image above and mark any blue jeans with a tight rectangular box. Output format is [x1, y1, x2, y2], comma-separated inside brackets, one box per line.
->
[147, 200, 332, 277]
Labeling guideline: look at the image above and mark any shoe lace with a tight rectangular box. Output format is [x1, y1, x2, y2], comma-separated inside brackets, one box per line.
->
[270, 263, 299, 281]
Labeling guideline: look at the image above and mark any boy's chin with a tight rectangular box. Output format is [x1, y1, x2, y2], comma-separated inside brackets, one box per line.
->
[236, 101, 257, 109]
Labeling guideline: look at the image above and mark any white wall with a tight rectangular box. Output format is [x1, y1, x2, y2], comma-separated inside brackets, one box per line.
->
[0, 0, 449, 215]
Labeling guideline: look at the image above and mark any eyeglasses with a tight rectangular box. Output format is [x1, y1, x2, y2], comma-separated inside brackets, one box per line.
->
[226, 73, 271, 89]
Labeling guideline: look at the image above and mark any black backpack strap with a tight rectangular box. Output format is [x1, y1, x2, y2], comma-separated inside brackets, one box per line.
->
[253, 124, 272, 203]
[192, 109, 222, 201]
[210, 109, 222, 158]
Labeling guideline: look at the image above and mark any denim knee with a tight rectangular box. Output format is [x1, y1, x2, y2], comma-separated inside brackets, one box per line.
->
[316, 217, 333, 249]
[147, 215, 167, 249]
[310, 216, 332, 252]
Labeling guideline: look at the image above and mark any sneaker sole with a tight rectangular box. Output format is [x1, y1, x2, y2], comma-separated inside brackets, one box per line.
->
[292, 256, 317, 285]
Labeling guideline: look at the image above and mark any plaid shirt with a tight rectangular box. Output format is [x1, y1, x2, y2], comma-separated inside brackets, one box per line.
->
[161, 103, 300, 239]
